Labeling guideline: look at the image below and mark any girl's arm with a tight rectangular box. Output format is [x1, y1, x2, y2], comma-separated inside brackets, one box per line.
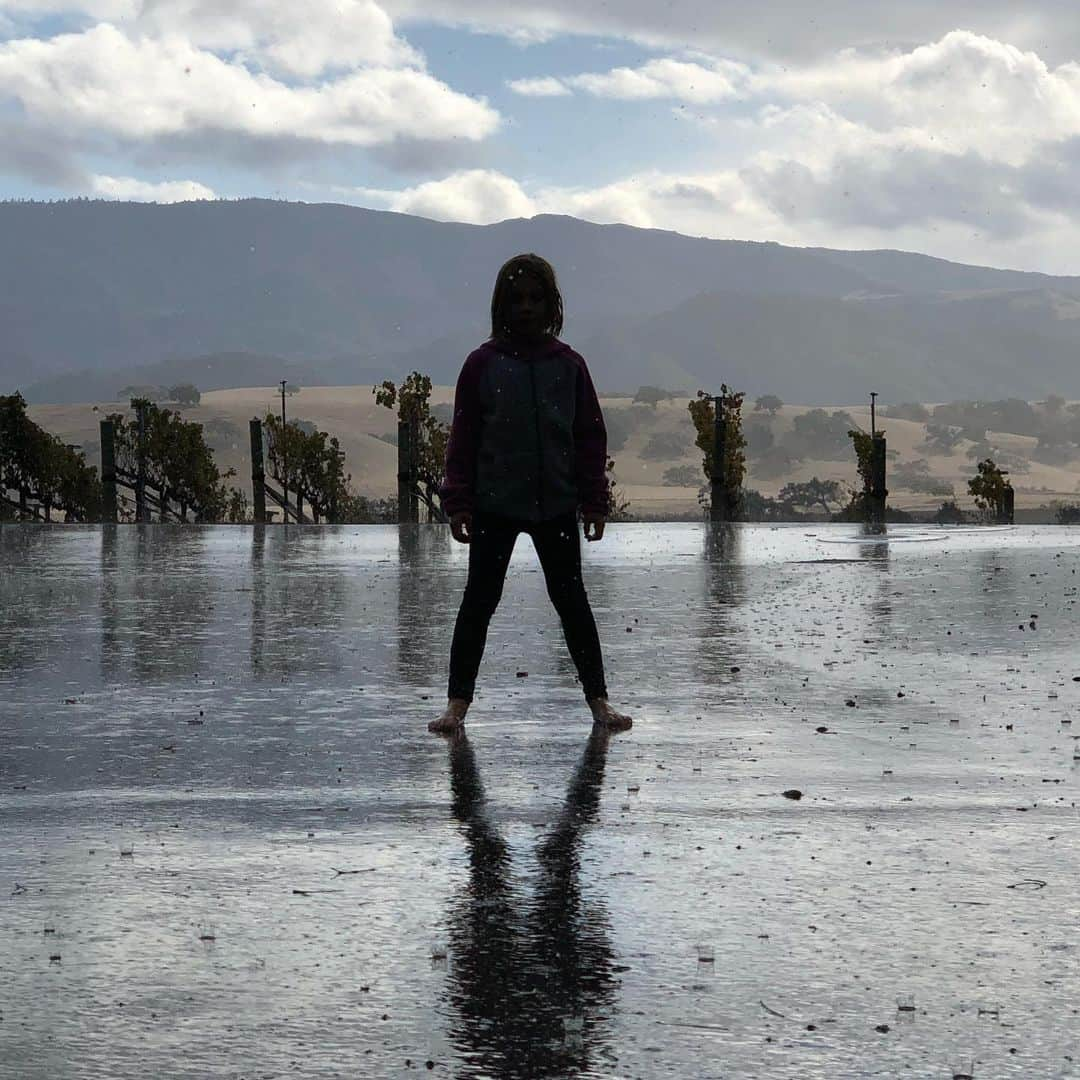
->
[439, 352, 484, 516]
[572, 354, 609, 516]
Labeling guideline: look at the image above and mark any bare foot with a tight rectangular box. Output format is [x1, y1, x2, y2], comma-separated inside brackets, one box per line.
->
[429, 697, 469, 734]
[589, 696, 632, 731]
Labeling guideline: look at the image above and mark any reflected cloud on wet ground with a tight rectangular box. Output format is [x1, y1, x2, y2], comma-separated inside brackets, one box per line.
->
[2, 522, 1079, 1078]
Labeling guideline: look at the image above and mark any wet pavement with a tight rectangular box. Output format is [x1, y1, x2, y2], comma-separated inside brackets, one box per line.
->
[1, 522, 1079, 1079]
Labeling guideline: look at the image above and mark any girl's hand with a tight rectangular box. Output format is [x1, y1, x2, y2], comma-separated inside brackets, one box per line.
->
[583, 513, 606, 542]
[450, 511, 473, 543]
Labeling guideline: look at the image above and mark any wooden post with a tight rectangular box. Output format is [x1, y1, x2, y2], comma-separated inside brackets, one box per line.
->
[398, 418, 412, 524]
[250, 418, 266, 524]
[409, 413, 421, 523]
[1002, 484, 1015, 525]
[710, 395, 726, 523]
[135, 401, 148, 523]
[100, 419, 117, 523]
[279, 380, 288, 522]
[870, 434, 887, 526]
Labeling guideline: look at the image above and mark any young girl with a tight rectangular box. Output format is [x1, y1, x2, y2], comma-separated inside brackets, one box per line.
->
[429, 253, 632, 735]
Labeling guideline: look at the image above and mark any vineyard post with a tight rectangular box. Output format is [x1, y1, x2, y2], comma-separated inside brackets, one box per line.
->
[100, 419, 117, 523]
[710, 393, 727, 524]
[410, 413, 421, 523]
[135, 400, 148, 523]
[250, 418, 267, 524]
[397, 417, 419, 524]
[871, 433, 887, 526]
[279, 380, 288, 523]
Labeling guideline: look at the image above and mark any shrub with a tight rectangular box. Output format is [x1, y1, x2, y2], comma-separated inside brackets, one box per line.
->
[662, 464, 701, 486]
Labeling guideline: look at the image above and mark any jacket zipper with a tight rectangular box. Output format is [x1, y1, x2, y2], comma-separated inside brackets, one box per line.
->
[528, 359, 545, 518]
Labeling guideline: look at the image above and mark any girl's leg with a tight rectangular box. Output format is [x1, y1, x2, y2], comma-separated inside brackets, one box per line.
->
[529, 513, 609, 702]
[446, 511, 520, 704]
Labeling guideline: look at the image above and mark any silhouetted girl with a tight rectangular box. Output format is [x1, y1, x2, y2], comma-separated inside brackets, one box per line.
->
[430, 253, 631, 734]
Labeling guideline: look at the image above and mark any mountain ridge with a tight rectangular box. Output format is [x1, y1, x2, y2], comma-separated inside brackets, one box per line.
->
[6, 198, 1080, 405]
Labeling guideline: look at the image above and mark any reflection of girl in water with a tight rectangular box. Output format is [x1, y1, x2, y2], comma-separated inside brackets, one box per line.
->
[443, 731, 618, 1078]
[430, 253, 631, 735]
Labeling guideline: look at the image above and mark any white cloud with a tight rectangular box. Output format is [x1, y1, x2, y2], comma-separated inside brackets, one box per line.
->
[758, 31, 1080, 163]
[135, 0, 420, 78]
[0, 23, 499, 146]
[350, 164, 776, 237]
[506, 75, 569, 96]
[0, 0, 418, 76]
[0, 0, 137, 16]
[351, 168, 535, 223]
[566, 57, 746, 104]
[91, 173, 215, 200]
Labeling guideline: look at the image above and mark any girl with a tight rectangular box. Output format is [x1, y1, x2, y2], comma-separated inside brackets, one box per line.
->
[429, 253, 632, 735]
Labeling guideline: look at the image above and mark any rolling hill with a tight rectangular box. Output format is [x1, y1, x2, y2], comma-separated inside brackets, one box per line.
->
[6, 198, 1080, 407]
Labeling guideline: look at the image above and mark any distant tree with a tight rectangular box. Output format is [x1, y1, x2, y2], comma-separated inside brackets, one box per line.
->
[263, 412, 351, 523]
[750, 446, 800, 481]
[921, 423, 965, 455]
[168, 383, 201, 406]
[933, 500, 969, 525]
[373, 371, 449, 522]
[844, 426, 882, 520]
[662, 464, 701, 486]
[743, 420, 775, 459]
[778, 477, 846, 516]
[784, 409, 857, 460]
[738, 488, 787, 521]
[967, 458, 1012, 522]
[117, 384, 166, 402]
[640, 430, 691, 462]
[603, 406, 652, 453]
[892, 458, 931, 483]
[933, 398, 1039, 438]
[753, 394, 783, 416]
[964, 440, 1030, 473]
[633, 385, 673, 408]
[1052, 501, 1080, 525]
[105, 399, 233, 522]
[1031, 435, 1076, 467]
[891, 458, 952, 495]
[687, 385, 746, 519]
[909, 476, 954, 496]
[0, 392, 102, 521]
[883, 402, 930, 422]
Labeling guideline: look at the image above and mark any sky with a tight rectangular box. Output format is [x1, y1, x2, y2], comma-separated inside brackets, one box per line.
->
[5, 2, 1080, 273]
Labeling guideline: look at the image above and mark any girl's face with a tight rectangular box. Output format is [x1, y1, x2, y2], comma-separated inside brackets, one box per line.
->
[505, 272, 549, 338]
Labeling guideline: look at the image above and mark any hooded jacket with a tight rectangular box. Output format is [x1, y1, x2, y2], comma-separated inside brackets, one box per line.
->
[439, 337, 609, 522]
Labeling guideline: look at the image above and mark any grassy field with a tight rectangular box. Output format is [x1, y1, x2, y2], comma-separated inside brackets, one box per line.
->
[26, 387, 1080, 519]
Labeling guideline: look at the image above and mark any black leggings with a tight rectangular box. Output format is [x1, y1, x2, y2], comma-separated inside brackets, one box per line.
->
[447, 509, 608, 704]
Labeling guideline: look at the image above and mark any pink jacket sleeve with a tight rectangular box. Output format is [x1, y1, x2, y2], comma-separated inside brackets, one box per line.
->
[439, 351, 484, 516]
[572, 353, 609, 516]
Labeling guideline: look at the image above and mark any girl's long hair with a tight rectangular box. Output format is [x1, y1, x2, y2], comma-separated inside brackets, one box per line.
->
[490, 253, 564, 342]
